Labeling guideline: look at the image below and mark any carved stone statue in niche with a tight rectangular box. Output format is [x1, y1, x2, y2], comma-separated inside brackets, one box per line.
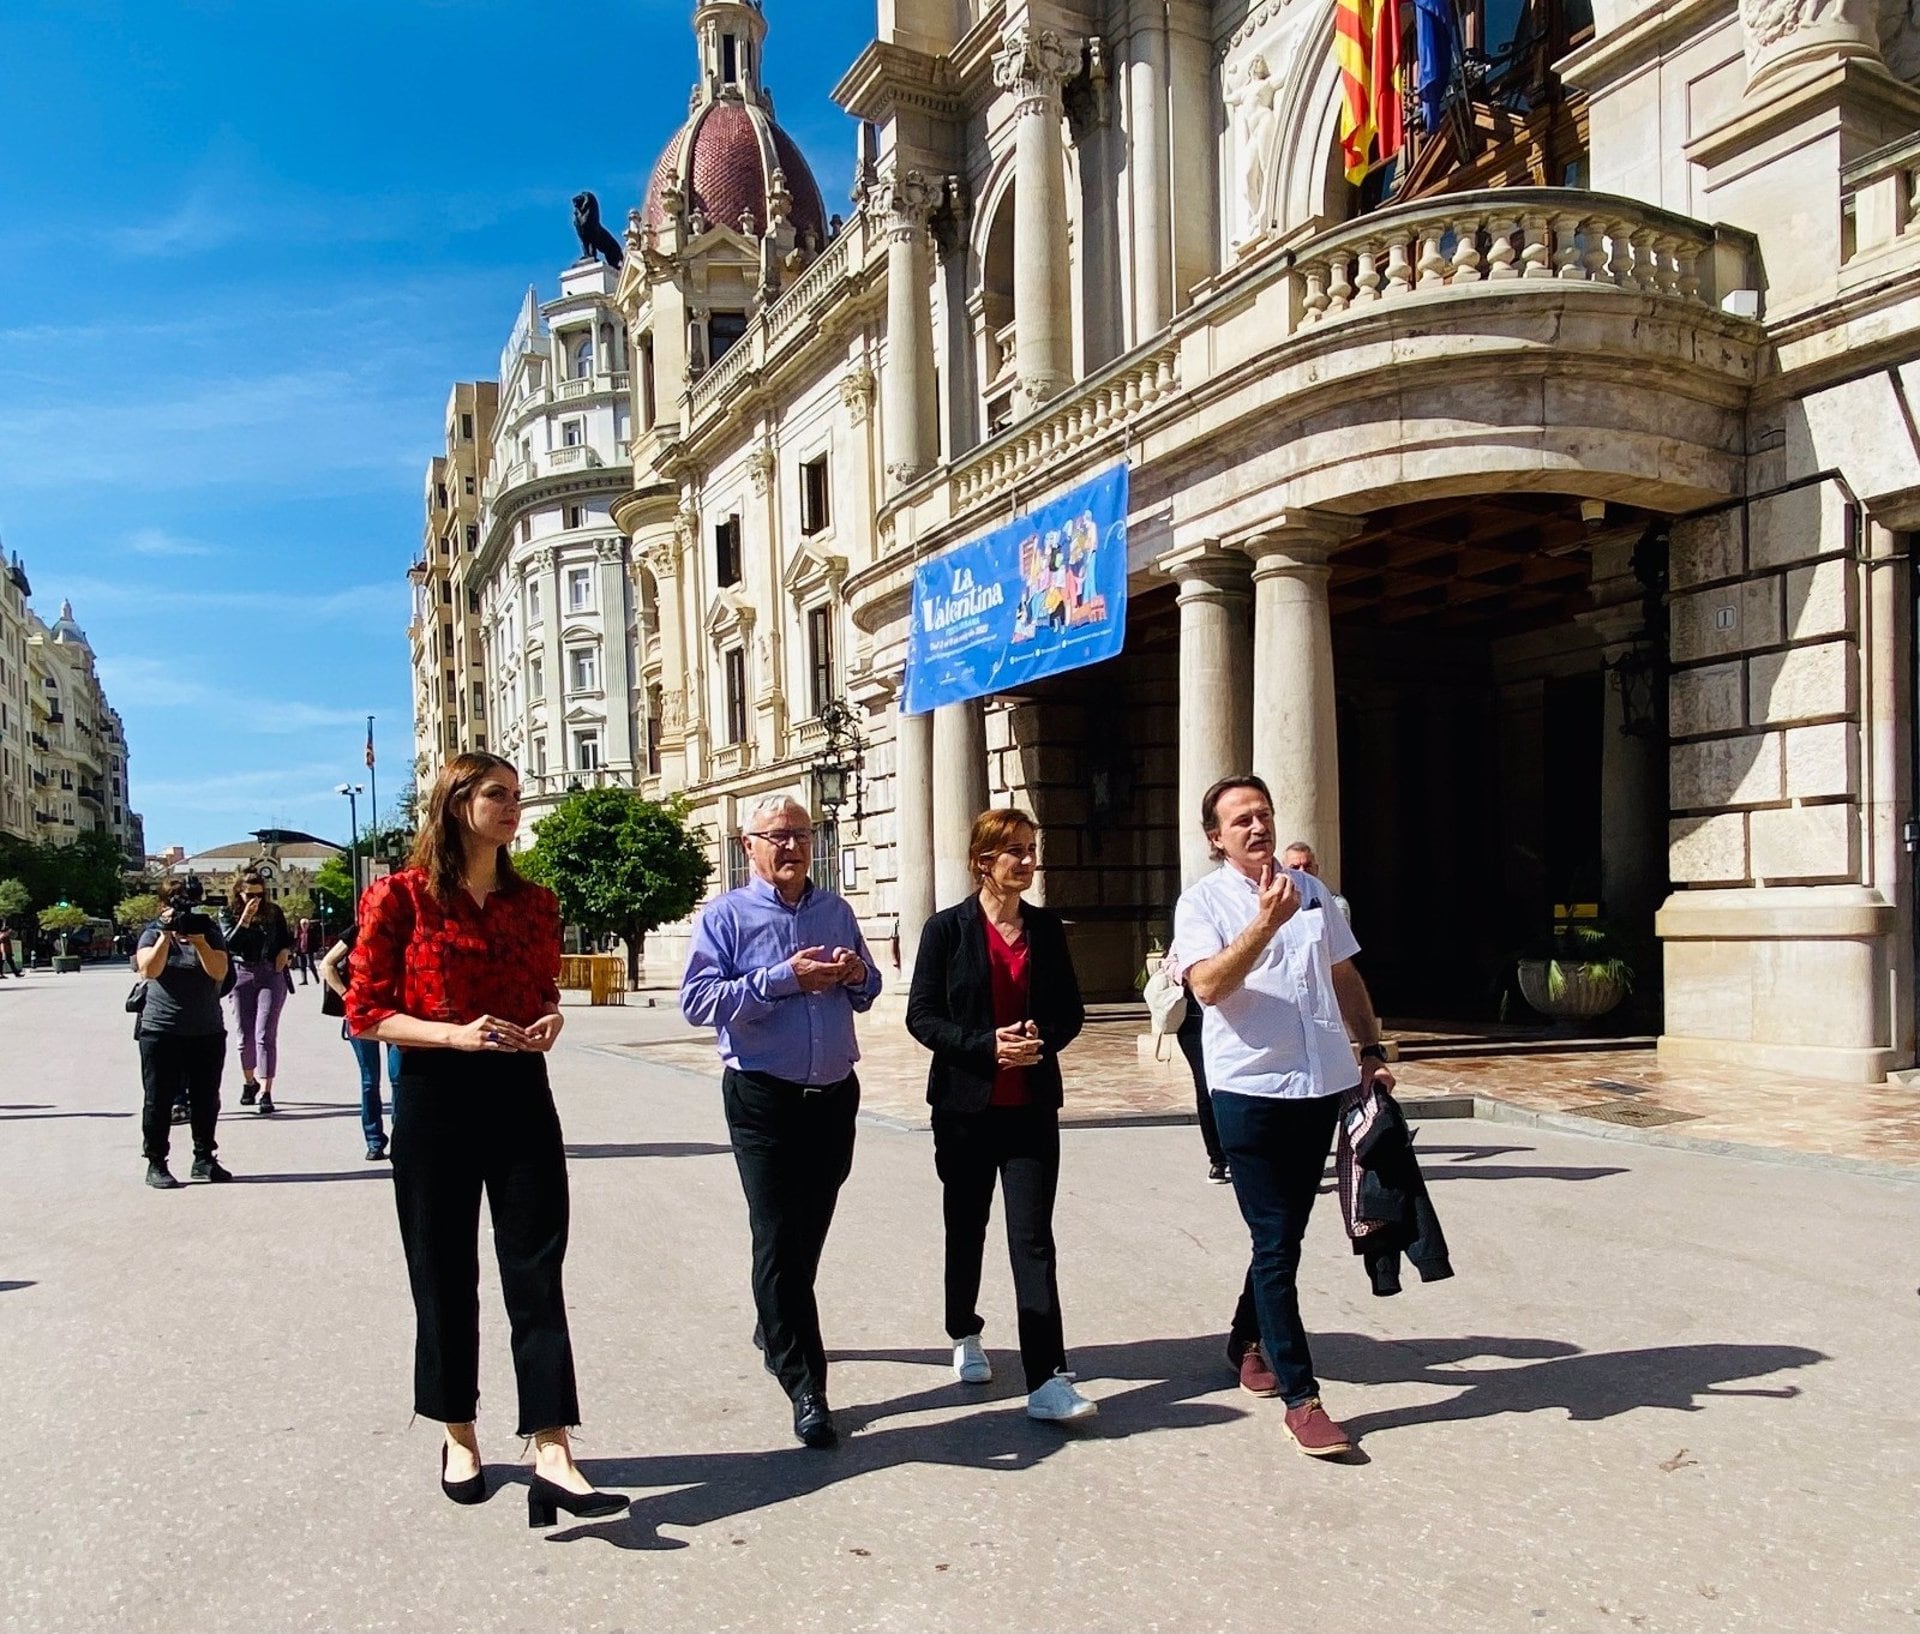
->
[1226, 56, 1279, 244]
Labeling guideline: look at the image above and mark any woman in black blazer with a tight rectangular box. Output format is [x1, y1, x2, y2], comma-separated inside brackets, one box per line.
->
[906, 808, 1097, 1423]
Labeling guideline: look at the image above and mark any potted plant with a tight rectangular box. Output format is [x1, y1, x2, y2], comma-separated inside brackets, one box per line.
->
[1510, 920, 1636, 1023]
[39, 903, 89, 974]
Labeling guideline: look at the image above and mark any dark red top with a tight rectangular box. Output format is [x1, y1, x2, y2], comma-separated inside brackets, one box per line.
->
[986, 920, 1032, 1108]
[345, 867, 562, 1037]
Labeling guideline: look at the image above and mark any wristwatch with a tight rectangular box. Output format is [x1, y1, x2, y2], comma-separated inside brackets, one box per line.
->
[1358, 1043, 1388, 1063]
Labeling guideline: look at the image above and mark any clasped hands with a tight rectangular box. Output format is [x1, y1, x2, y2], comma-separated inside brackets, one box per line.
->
[788, 945, 869, 993]
[995, 1020, 1044, 1069]
[449, 1013, 565, 1053]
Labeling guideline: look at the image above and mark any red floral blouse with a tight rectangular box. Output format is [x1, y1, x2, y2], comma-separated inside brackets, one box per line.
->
[345, 867, 562, 1036]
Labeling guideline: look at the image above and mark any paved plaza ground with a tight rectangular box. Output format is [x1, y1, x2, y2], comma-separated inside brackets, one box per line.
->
[1, 965, 1916, 1633]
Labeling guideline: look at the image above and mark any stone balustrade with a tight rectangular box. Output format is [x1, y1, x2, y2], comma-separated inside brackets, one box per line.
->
[1842, 133, 1920, 265]
[547, 445, 602, 472]
[1294, 189, 1756, 324]
[950, 341, 1181, 510]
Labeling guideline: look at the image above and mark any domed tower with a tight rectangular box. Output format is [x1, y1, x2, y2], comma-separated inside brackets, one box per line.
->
[623, 0, 831, 422]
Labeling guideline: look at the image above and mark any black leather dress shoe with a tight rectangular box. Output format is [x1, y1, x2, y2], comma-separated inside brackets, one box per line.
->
[793, 1392, 836, 1449]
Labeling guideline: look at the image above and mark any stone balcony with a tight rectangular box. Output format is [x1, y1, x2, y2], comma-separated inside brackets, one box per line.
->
[846, 187, 1766, 651]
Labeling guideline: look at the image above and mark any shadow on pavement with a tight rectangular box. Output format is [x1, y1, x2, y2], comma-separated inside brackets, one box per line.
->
[0, 1110, 132, 1120]
[232, 1170, 390, 1185]
[0, 1280, 35, 1293]
[565, 1141, 734, 1160]
[554, 1333, 1245, 1550]
[1314, 1332, 1827, 1437]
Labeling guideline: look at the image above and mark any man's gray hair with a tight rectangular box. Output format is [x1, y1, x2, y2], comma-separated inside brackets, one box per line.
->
[741, 792, 813, 835]
[1283, 840, 1316, 857]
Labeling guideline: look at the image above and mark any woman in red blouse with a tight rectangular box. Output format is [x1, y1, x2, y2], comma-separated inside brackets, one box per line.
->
[347, 751, 622, 1526]
[905, 809, 1096, 1424]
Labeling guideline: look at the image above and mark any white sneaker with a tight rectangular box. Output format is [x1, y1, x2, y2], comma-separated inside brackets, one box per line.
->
[1026, 1370, 1099, 1422]
[953, 1334, 993, 1384]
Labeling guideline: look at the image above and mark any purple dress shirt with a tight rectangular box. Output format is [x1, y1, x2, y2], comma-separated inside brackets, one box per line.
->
[680, 876, 883, 1086]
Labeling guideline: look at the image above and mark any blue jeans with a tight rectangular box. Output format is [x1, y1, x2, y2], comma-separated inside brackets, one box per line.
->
[1210, 1089, 1342, 1407]
[347, 1028, 402, 1150]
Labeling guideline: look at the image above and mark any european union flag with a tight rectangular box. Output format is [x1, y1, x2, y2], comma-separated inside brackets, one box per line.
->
[1414, 0, 1456, 133]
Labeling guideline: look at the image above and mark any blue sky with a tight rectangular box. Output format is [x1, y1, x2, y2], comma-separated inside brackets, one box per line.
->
[0, 0, 871, 854]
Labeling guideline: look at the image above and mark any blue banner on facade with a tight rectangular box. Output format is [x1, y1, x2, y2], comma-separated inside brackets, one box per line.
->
[903, 464, 1131, 715]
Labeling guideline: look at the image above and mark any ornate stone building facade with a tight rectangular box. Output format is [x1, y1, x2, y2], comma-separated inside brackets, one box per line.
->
[0, 560, 140, 862]
[428, 0, 1920, 1084]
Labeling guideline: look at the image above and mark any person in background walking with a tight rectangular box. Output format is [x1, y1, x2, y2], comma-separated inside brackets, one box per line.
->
[1282, 841, 1351, 922]
[0, 920, 18, 977]
[294, 918, 319, 985]
[906, 808, 1097, 1424]
[680, 794, 882, 1450]
[1176, 994, 1230, 1186]
[347, 751, 620, 1525]
[132, 890, 233, 1188]
[224, 872, 295, 1114]
[1170, 775, 1393, 1459]
[320, 924, 402, 1162]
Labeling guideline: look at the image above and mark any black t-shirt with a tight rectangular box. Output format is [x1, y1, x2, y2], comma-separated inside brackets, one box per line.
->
[135, 921, 229, 1037]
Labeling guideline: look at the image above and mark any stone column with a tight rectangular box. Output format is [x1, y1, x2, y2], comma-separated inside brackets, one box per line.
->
[932, 696, 990, 907]
[1167, 0, 1218, 311]
[993, 25, 1080, 415]
[1239, 515, 1355, 890]
[1580, 533, 1665, 936]
[1159, 545, 1253, 886]
[596, 538, 636, 778]
[894, 703, 936, 972]
[1125, 2, 1171, 340]
[875, 169, 940, 490]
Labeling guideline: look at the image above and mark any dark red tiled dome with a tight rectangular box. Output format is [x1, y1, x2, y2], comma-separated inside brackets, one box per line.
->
[642, 96, 829, 246]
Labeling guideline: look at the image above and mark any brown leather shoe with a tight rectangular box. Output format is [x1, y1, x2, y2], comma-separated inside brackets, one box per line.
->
[1238, 1345, 1280, 1397]
[1283, 1397, 1354, 1457]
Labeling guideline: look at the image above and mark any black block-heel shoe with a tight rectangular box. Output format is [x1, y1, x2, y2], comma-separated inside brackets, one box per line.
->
[440, 1443, 487, 1506]
[526, 1472, 624, 1528]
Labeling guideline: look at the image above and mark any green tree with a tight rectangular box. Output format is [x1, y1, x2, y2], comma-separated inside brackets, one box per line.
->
[115, 893, 164, 931]
[39, 903, 88, 939]
[280, 888, 317, 927]
[521, 788, 711, 987]
[0, 877, 29, 923]
[312, 853, 356, 921]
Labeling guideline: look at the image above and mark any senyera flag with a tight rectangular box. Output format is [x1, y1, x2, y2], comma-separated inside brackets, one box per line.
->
[1336, 0, 1405, 184]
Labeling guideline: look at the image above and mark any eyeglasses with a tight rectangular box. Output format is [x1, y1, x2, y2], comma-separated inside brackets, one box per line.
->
[747, 830, 813, 849]
[988, 847, 1039, 863]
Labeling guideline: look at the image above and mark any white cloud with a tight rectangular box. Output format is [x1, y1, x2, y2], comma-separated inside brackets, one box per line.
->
[125, 528, 218, 559]
[111, 182, 241, 259]
[52, 577, 404, 625]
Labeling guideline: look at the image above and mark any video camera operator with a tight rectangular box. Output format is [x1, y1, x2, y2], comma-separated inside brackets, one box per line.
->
[132, 878, 234, 1189]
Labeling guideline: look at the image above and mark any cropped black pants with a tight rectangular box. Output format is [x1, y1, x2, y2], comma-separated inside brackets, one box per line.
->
[390, 1049, 579, 1436]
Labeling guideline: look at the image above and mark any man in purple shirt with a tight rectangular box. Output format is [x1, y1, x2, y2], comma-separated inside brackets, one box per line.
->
[681, 794, 882, 1448]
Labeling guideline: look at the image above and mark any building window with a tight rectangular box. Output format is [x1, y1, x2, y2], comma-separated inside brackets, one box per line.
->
[464, 476, 475, 495]
[800, 454, 831, 536]
[529, 655, 544, 698]
[564, 504, 584, 530]
[722, 30, 739, 84]
[460, 412, 474, 441]
[723, 646, 748, 745]
[561, 419, 584, 448]
[570, 645, 599, 693]
[533, 735, 548, 774]
[519, 516, 532, 544]
[709, 311, 748, 361]
[527, 577, 541, 622]
[575, 731, 601, 772]
[567, 567, 593, 611]
[807, 605, 834, 718]
[809, 819, 841, 895]
[640, 334, 657, 426]
[646, 687, 663, 775]
[472, 682, 485, 717]
[715, 516, 742, 588]
[441, 581, 454, 604]
[465, 524, 478, 550]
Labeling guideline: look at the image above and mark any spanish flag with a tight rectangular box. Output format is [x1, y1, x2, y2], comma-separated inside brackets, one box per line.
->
[1336, 0, 1406, 184]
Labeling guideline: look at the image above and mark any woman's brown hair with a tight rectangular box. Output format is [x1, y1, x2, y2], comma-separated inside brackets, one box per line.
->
[968, 807, 1038, 883]
[408, 752, 527, 903]
[233, 869, 289, 940]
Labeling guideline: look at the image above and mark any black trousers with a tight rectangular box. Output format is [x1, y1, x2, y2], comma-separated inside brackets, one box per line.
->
[1212, 1090, 1342, 1407]
[722, 1068, 859, 1400]
[391, 1049, 579, 1436]
[137, 1031, 224, 1163]
[933, 1102, 1067, 1391]
[1175, 996, 1224, 1167]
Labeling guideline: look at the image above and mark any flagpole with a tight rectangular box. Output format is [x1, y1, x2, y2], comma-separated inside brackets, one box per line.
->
[366, 715, 379, 877]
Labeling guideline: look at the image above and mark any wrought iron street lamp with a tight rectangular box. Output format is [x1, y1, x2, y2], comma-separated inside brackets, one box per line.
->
[810, 699, 866, 826]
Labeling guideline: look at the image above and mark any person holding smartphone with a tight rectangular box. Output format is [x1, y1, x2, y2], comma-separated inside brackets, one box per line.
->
[224, 870, 295, 1114]
[905, 808, 1096, 1424]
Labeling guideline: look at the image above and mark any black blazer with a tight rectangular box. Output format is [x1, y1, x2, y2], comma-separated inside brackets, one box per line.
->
[906, 896, 1086, 1115]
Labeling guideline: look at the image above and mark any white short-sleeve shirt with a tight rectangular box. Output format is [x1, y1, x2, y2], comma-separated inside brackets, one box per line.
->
[1169, 864, 1363, 1101]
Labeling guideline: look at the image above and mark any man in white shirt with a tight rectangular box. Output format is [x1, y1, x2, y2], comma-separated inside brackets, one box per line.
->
[1170, 775, 1393, 1458]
